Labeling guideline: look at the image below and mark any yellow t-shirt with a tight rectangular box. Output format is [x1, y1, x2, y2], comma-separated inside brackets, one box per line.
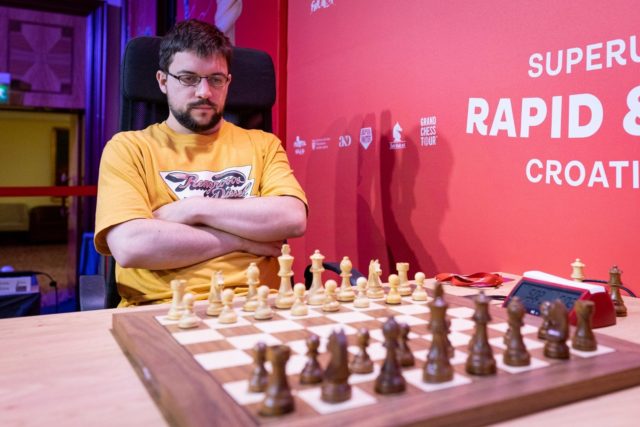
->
[94, 120, 307, 306]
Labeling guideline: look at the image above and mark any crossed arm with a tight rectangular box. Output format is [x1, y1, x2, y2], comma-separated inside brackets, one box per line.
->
[106, 196, 307, 270]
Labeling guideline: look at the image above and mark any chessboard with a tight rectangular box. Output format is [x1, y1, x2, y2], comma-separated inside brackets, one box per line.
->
[112, 283, 640, 427]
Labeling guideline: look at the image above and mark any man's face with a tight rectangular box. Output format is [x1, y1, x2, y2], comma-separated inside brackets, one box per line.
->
[157, 51, 231, 134]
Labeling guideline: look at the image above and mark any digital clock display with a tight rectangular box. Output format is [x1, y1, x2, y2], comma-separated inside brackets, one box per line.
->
[511, 279, 584, 315]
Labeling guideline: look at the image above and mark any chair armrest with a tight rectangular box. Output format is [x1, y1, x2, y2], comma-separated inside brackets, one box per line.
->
[79, 275, 106, 311]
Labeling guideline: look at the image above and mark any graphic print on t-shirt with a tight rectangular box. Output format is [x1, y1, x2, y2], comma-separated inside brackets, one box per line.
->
[160, 166, 255, 199]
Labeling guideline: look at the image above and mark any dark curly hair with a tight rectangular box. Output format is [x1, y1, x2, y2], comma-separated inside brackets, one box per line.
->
[159, 19, 232, 72]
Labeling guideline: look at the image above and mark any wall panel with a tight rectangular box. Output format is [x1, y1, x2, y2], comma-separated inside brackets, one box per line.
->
[287, 0, 640, 293]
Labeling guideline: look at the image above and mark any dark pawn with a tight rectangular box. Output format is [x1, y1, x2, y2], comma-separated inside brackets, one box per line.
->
[608, 265, 628, 317]
[248, 342, 268, 392]
[350, 328, 374, 374]
[300, 334, 323, 384]
[433, 281, 454, 358]
[503, 297, 531, 366]
[397, 323, 415, 367]
[259, 345, 294, 416]
[572, 300, 598, 351]
[465, 291, 497, 376]
[543, 300, 570, 360]
[375, 316, 406, 394]
[538, 300, 552, 340]
[321, 329, 351, 403]
[424, 295, 454, 383]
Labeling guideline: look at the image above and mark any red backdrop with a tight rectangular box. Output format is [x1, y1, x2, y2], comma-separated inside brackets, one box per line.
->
[286, 0, 640, 294]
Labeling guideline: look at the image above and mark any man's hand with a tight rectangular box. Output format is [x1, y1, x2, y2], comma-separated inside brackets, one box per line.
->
[191, 225, 283, 257]
[153, 198, 194, 224]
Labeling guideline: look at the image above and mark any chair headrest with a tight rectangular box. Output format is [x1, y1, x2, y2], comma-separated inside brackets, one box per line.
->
[121, 36, 276, 109]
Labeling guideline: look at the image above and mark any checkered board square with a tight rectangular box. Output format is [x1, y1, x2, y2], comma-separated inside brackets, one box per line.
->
[113, 287, 640, 427]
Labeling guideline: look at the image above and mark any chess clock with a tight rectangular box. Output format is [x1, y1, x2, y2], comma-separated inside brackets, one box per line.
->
[504, 271, 616, 328]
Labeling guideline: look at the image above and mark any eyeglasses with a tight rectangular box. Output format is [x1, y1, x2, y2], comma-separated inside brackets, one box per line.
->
[165, 71, 230, 88]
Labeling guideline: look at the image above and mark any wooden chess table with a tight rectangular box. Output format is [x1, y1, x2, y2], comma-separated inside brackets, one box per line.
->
[112, 279, 640, 427]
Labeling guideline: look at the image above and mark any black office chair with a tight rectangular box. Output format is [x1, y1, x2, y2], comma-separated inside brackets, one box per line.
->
[79, 36, 276, 310]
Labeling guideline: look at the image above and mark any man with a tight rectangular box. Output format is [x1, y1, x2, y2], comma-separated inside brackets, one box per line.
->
[94, 20, 307, 307]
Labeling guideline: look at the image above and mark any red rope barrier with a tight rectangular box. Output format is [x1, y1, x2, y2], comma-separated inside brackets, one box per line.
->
[0, 186, 97, 197]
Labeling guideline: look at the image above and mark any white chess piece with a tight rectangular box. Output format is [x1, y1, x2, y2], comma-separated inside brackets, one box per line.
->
[290, 283, 308, 316]
[386, 274, 401, 305]
[366, 259, 384, 299]
[254, 285, 274, 320]
[206, 271, 224, 316]
[571, 258, 586, 282]
[397, 262, 412, 296]
[322, 279, 340, 312]
[411, 272, 428, 301]
[353, 277, 370, 308]
[219, 288, 238, 324]
[167, 279, 186, 320]
[337, 256, 356, 302]
[275, 244, 295, 309]
[243, 262, 260, 312]
[178, 293, 200, 329]
[307, 250, 326, 306]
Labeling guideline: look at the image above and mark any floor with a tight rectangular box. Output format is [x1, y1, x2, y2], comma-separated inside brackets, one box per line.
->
[0, 236, 76, 313]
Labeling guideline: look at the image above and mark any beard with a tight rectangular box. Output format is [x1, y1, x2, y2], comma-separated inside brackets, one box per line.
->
[169, 99, 224, 133]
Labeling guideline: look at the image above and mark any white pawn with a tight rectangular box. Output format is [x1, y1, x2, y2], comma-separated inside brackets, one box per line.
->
[254, 285, 274, 320]
[167, 279, 186, 320]
[386, 274, 401, 305]
[206, 271, 224, 316]
[353, 277, 370, 308]
[411, 272, 428, 301]
[291, 283, 308, 316]
[219, 288, 238, 324]
[178, 293, 200, 329]
[243, 262, 260, 312]
[322, 279, 340, 312]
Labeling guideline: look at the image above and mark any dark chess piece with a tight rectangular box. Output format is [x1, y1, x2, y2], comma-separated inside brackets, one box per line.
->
[321, 329, 352, 403]
[300, 334, 323, 384]
[543, 300, 570, 360]
[349, 328, 374, 374]
[423, 294, 454, 383]
[503, 325, 512, 346]
[503, 297, 531, 366]
[572, 300, 598, 351]
[433, 281, 454, 358]
[538, 300, 552, 340]
[259, 345, 295, 416]
[608, 265, 628, 317]
[248, 342, 268, 392]
[397, 323, 415, 367]
[375, 316, 406, 394]
[465, 291, 497, 376]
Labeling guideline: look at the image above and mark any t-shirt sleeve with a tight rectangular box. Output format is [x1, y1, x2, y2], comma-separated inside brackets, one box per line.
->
[258, 134, 308, 210]
[94, 134, 154, 255]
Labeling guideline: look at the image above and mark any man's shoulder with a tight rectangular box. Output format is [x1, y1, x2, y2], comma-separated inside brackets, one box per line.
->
[112, 122, 164, 140]
[223, 121, 279, 145]
[106, 123, 166, 149]
[223, 120, 268, 136]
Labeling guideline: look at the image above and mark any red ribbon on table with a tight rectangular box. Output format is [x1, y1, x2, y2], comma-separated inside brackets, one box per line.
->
[434, 272, 504, 288]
